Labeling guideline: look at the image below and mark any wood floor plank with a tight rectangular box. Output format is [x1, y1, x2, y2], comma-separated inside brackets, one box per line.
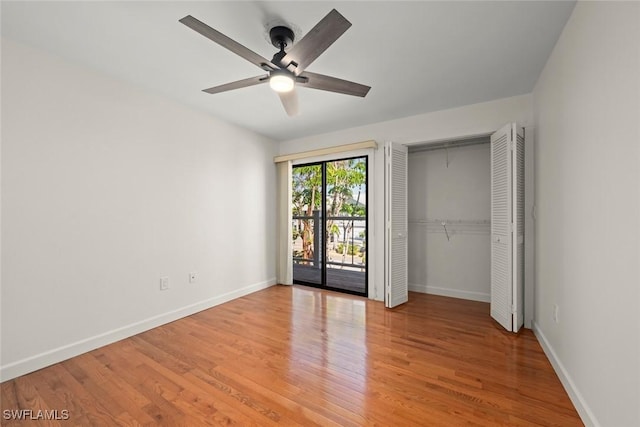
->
[0, 286, 583, 426]
[0, 375, 62, 427]
[210, 365, 338, 427]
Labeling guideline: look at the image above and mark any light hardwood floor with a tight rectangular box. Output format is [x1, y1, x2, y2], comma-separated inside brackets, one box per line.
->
[1, 286, 582, 426]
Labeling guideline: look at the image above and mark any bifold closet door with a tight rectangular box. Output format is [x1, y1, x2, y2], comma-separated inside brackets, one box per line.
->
[513, 127, 525, 332]
[385, 142, 408, 308]
[490, 123, 524, 332]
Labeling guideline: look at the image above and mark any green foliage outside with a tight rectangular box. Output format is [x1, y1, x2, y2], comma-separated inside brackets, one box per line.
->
[335, 243, 360, 256]
[292, 159, 366, 265]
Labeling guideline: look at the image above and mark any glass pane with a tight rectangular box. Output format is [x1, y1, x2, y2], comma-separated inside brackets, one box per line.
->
[325, 158, 367, 293]
[292, 164, 323, 285]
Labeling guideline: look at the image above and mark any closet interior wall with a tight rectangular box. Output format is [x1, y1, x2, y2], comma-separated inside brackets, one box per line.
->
[407, 140, 491, 302]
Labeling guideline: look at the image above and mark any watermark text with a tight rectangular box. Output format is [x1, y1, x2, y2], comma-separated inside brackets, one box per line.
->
[3, 409, 70, 421]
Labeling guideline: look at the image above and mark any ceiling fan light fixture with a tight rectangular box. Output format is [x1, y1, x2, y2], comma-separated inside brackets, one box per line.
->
[269, 72, 295, 93]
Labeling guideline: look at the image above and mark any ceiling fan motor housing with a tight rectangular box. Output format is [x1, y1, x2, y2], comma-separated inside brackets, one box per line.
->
[269, 26, 295, 49]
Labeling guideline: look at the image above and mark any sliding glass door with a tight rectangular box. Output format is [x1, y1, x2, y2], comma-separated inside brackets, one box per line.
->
[291, 163, 323, 285]
[292, 156, 367, 296]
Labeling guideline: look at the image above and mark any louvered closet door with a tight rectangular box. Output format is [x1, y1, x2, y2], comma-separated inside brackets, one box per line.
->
[490, 124, 513, 331]
[513, 127, 525, 332]
[385, 142, 408, 308]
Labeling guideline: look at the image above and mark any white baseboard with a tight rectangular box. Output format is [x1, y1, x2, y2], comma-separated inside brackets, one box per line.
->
[409, 283, 490, 303]
[0, 278, 276, 382]
[532, 321, 599, 427]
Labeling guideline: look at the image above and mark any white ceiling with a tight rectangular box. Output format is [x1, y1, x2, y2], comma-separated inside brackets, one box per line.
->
[1, 1, 575, 141]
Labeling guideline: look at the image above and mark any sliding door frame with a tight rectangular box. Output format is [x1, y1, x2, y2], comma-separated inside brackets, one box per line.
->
[292, 155, 368, 297]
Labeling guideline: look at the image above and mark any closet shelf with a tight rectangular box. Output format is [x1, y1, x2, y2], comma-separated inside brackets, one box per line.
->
[409, 219, 490, 225]
[408, 219, 490, 235]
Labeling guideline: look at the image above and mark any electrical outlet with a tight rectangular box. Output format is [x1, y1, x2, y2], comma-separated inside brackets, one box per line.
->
[553, 304, 559, 323]
[189, 272, 197, 283]
[160, 276, 169, 291]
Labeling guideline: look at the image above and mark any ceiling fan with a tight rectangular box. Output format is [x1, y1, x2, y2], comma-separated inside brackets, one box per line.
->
[179, 9, 371, 116]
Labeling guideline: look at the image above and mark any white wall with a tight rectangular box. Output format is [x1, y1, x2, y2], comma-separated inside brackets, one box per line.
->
[532, 2, 640, 426]
[408, 144, 491, 302]
[280, 94, 532, 301]
[0, 39, 277, 381]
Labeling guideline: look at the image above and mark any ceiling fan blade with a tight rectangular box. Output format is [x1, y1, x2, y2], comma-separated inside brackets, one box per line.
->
[202, 75, 268, 95]
[298, 71, 370, 97]
[180, 15, 277, 71]
[281, 9, 351, 75]
[278, 89, 299, 116]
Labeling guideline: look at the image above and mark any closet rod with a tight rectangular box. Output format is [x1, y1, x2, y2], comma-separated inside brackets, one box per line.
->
[408, 136, 490, 153]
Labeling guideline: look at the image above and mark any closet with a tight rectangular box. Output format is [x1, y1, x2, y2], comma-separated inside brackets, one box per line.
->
[407, 137, 492, 303]
[385, 124, 527, 332]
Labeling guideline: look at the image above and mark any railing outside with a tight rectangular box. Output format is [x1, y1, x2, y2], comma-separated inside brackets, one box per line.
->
[293, 211, 366, 271]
